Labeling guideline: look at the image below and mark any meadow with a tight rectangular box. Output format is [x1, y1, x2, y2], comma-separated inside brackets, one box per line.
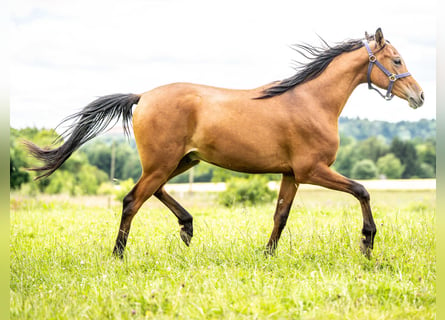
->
[10, 189, 435, 319]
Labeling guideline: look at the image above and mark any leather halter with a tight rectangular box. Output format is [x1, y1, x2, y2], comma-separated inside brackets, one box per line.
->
[363, 40, 411, 101]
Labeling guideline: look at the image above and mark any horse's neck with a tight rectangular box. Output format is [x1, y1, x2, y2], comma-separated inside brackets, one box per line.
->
[295, 49, 367, 119]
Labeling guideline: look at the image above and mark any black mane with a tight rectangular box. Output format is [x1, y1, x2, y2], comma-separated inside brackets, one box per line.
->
[256, 38, 366, 99]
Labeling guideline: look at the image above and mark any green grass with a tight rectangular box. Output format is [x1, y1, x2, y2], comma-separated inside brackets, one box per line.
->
[10, 190, 435, 319]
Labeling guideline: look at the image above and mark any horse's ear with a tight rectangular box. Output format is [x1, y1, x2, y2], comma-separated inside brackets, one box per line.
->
[375, 28, 385, 47]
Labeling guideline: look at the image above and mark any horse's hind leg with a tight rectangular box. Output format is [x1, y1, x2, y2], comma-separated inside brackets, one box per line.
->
[112, 170, 169, 258]
[154, 155, 200, 246]
[266, 174, 298, 255]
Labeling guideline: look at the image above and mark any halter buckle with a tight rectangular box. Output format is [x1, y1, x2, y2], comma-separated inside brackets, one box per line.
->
[389, 74, 397, 81]
[369, 55, 377, 63]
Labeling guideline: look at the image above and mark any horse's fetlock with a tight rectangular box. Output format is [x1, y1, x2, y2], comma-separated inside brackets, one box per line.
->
[361, 227, 376, 238]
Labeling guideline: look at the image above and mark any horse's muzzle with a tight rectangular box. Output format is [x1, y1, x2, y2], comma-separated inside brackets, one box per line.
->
[408, 91, 424, 109]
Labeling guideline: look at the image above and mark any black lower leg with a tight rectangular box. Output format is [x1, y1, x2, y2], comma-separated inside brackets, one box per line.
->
[353, 184, 376, 257]
[113, 190, 136, 258]
[361, 222, 377, 252]
[113, 234, 128, 258]
[154, 187, 194, 246]
[266, 175, 297, 255]
[179, 218, 193, 246]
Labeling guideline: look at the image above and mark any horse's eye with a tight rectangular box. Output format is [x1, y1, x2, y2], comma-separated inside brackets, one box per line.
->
[393, 58, 402, 66]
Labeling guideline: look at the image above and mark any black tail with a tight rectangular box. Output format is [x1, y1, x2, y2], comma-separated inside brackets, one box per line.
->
[24, 93, 141, 179]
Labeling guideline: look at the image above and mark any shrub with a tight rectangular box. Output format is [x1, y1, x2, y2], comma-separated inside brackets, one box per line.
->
[376, 153, 404, 179]
[219, 176, 275, 207]
[351, 159, 378, 179]
[44, 170, 78, 195]
[417, 163, 435, 178]
[97, 182, 116, 196]
[114, 178, 135, 202]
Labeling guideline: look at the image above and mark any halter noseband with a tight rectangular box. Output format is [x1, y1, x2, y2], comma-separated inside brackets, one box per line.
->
[363, 40, 411, 101]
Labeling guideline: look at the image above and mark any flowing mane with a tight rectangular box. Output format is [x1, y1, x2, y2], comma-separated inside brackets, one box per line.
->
[256, 38, 366, 99]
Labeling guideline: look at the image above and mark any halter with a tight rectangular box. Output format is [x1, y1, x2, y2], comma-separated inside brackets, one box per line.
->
[362, 40, 411, 101]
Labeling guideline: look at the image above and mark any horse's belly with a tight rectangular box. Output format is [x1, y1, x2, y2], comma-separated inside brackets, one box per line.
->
[191, 134, 291, 174]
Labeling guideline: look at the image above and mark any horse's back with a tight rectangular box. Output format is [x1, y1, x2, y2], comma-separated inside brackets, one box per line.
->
[132, 82, 296, 173]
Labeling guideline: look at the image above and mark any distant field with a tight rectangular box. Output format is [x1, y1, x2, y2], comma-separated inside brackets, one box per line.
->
[164, 179, 436, 193]
[10, 189, 435, 319]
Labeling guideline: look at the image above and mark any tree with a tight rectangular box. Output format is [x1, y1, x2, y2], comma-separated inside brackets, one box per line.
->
[83, 141, 111, 177]
[351, 159, 378, 179]
[82, 138, 142, 181]
[416, 139, 436, 174]
[10, 127, 61, 189]
[10, 137, 30, 189]
[355, 136, 389, 163]
[333, 144, 358, 177]
[10, 156, 29, 189]
[11, 127, 109, 195]
[376, 153, 404, 179]
[390, 138, 420, 178]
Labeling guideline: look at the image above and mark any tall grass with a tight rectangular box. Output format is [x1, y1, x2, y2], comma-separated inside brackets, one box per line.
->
[10, 190, 435, 319]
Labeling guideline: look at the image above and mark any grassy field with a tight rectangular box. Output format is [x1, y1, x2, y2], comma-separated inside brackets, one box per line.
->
[10, 189, 435, 319]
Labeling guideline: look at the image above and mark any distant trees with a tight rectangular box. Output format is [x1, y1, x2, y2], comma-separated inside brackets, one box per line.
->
[331, 118, 435, 180]
[10, 127, 108, 195]
[351, 159, 378, 180]
[333, 136, 435, 180]
[10, 118, 436, 195]
[338, 118, 436, 142]
[81, 138, 141, 182]
[376, 154, 404, 179]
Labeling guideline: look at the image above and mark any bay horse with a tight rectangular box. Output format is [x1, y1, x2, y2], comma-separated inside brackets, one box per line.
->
[25, 28, 424, 258]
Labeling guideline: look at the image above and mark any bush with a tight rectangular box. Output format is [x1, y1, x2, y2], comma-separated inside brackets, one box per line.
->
[219, 176, 275, 207]
[417, 163, 435, 178]
[376, 153, 404, 179]
[114, 178, 135, 202]
[97, 182, 116, 196]
[44, 170, 78, 195]
[351, 159, 378, 179]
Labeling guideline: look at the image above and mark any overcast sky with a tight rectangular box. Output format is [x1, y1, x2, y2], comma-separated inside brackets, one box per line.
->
[10, 0, 436, 130]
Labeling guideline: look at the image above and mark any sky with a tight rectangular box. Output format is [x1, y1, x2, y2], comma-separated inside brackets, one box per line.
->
[10, 0, 436, 131]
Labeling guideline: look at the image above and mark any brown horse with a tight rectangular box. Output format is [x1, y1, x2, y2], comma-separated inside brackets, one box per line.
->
[25, 28, 424, 258]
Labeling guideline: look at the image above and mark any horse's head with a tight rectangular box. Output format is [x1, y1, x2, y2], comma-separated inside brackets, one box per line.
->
[364, 28, 424, 109]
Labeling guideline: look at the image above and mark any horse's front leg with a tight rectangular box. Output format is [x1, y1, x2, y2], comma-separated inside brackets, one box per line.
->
[303, 164, 377, 257]
[266, 174, 298, 255]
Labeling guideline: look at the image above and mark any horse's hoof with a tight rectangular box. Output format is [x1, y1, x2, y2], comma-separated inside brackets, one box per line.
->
[112, 248, 125, 260]
[360, 239, 372, 259]
[180, 229, 192, 246]
[264, 245, 276, 257]
[264, 249, 275, 257]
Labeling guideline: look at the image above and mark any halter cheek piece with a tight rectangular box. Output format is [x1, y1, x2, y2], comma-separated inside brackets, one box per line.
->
[362, 40, 411, 101]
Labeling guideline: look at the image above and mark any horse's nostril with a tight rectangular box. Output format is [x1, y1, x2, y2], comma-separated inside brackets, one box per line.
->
[420, 92, 425, 101]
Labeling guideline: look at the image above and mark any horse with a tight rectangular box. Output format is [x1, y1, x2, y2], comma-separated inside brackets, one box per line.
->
[25, 28, 424, 259]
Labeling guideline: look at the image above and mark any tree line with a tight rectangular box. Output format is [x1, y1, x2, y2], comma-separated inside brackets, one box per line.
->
[10, 118, 436, 195]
